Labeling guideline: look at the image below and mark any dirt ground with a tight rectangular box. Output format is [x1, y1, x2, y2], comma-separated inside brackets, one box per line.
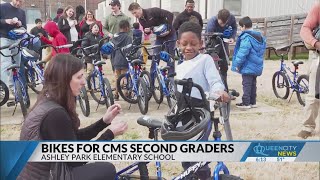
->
[0, 59, 319, 180]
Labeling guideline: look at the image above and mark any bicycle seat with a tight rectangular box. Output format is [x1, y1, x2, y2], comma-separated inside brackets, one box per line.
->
[137, 116, 163, 129]
[131, 59, 144, 65]
[161, 66, 171, 72]
[7, 64, 20, 70]
[94, 61, 106, 66]
[292, 61, 304, 66]
[36, 61, 46, 66]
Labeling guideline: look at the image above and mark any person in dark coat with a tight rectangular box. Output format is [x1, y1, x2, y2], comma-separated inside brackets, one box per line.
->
[110, 20, 132, 100]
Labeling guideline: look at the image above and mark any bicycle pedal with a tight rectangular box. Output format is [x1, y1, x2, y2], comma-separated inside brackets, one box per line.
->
[7, 101, 16, 107]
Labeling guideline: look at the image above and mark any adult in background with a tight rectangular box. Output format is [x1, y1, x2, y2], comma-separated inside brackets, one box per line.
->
[58, 5, 78, 43]
[75, 5, 86, 33]
[206, 9, 237, 90]
[128, 2, 176, 75]
[104, 0, 131, 38]
[298, 2, 320, 139]
[0, 0, 27, 99]
[79, 10, 104, 39]
[18, 54, 127, 180]
[53, 8, 63, 23]
[173, 0, 203, 32]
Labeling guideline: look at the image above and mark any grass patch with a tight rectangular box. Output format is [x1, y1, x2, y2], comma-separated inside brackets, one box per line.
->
[119, 131, 140, 140]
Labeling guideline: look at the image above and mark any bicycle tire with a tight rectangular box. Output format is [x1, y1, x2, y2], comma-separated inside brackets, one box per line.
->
[15, 80, 28, 118]
[296, 74, 309, 106]
[218, 174, 243, 180]
[137, 77, 149, 115]
[220, 102, 233, 141]
[117, 73, 138, 104]
[103, 78, 114, 108]
[25, 66, 41, 94]
[272, 71, 289, 99]
[0, 80, 9, 106]
[152, 75, 164, 104]
[138, 162, 149, 180]
[165, 79, 177, 109]
[78, 87, 90, 117]
[87, 74, 106, 105]
[140, 71, 152, 101]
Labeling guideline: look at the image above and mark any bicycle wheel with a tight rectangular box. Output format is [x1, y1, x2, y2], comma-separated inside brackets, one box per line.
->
[141, 70, 152, 101]
[220, 102, 233, 141]
[25, 67, 43, 94]
[296, 74, 309, 106]
[272, 71, 289, 99]
[117, 73, 138, 104]
[0, 80, 9, 106]
[14, 80, 28, 118]
[137, 77, 149, 115]
[87, 74, 106, 105]
[102, 78, 114, 108]
[78, 87, 90, 117]
[152, 75, 164, 104]
[166, 79, 177, 109]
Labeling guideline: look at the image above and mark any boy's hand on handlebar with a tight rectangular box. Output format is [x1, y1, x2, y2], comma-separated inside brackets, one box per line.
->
[216, 91, 230, 102]
[226, 38, 235, 44]
[315, 41, 320, 51]
[103, 104, 121, 124]
[108, 121, 128, 137]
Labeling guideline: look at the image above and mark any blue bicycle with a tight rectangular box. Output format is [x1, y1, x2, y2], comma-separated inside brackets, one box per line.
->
[269, 43, 309, 106]
[0, 37, 34, 118]
[111, 44, 149, 114]
[145, 40, 177, 109]
[116, 79, 240, 180]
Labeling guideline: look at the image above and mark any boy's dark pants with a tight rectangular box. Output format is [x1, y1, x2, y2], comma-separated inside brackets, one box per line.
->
[242, 74, 257, 105]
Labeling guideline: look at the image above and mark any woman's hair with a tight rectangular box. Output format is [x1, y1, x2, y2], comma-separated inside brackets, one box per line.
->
[84, 10, 96, 21]
[32, 54, 83, 130]
[76, 5, 85, 21]
[63, 5, 75, 19]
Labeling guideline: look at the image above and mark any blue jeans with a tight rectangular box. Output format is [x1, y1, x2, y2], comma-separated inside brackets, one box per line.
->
[153, 33, 177, 75]
[0, 37, 22, 89]
[242, 74, 257, 105]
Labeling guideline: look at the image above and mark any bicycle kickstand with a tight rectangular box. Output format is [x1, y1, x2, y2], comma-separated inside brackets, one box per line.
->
[95, 96, 103, 111]
[157, 103, 161, 110]
[128, 103, 132, 110]
[12, 104, 17, 116]
[288, 91, 295, 103]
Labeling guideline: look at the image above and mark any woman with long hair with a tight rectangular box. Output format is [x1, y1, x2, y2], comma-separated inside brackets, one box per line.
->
[18, 54, 128, 180]
[79, 10, 104, 38]
[58, 5, 78, 43]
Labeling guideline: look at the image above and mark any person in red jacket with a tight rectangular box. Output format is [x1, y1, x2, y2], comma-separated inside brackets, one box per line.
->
[39, 21, 70, 59]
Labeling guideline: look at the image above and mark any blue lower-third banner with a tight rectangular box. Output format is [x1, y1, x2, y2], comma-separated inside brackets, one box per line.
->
[1, 141, 319, 179]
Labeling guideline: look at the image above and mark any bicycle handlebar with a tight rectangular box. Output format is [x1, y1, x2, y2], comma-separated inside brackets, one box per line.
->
[267, 41, 303, 58]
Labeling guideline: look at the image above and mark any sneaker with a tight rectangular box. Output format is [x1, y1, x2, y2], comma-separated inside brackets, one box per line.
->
[236, 103, 251, 109]
[297, 130, 312, 139]
[250, 104, 258, 108]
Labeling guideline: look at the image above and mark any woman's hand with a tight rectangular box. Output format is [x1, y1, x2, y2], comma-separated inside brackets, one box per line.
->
[108, 121, 128, 137]
[103, 104, 121, 124]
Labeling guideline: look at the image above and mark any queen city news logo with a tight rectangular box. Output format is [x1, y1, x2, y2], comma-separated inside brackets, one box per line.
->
[253, 143, 298, 157]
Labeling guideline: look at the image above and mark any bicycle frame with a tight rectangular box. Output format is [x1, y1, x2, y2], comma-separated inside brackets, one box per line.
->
[11, 68, 28, 103]
[90, 65, 107, 98]
[150, 56, 171, 97]
[278, 60, 306, 93]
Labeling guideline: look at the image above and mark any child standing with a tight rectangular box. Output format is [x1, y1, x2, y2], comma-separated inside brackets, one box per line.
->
[81, 23, 103, 78]
[175, 21, 229, 180]
[132, 22, 143, 46]
[231, 16, 266, 109]
[40, 21, 69, 61]
[111, 20, 132, 100]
